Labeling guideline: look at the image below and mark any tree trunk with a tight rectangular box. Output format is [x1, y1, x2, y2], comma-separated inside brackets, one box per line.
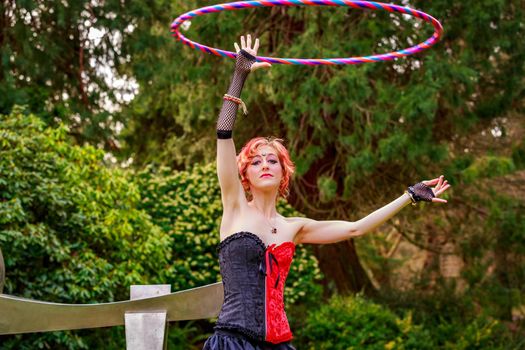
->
[288, 154, 376, 295]
[313, 239, 375, 295]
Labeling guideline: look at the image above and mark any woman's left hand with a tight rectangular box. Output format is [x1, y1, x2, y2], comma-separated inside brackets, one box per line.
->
[421, 175, 451, 203]
[234, 34, 272, 72]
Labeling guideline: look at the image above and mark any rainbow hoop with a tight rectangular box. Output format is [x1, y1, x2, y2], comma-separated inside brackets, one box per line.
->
[171, 0, 443, 65]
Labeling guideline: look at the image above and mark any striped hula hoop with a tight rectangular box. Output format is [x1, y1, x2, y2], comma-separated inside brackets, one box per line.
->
[171, 0, 443, 65]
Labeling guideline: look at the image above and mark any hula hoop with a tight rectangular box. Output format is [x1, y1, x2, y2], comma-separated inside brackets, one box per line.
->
[171, 0, 443, 65]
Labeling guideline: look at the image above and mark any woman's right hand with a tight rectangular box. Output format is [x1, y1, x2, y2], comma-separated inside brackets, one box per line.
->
[234, 34, 272, 72]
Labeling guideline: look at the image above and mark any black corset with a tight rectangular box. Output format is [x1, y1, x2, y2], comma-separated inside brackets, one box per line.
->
[215, 232, 267, 341]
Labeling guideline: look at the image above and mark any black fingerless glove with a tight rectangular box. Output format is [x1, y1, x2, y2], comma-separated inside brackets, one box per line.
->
[407, 182, 435, 204]
[216, 49, 256, 139]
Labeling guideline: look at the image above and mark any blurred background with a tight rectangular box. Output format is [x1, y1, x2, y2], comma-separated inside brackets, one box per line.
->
[1, 0, 524, 348]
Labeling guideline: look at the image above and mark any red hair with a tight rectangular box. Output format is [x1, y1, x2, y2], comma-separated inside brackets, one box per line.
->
[237, 137, 295, 199]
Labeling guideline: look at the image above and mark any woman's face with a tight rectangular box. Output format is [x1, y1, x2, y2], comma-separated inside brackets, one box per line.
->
[246, 145, 283, 193]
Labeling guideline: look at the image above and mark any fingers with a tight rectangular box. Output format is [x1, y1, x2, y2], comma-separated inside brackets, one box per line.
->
[434, 184, 451, 196]
[250, 62, 272, 72]
[422, 178, 439, 186]
[234, 42, 240, 53]
[419, 175, 452, 203]
[436, 175, 444, 190]
[431, 175, 444, 195]
[241, 35, 246, 49]
[239, 34, 260, 53]
[432, 197, 448, 203]
[433, 175, 451, 202]
[423, 175, 447, 188]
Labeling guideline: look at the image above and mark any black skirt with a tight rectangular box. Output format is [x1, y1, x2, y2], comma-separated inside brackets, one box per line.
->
[203, 329, 296, 350]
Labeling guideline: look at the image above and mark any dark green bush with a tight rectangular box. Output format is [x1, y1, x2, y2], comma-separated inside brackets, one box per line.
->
[0, 107, 172, 348]
[0, 108, 172, 303]
[298, 295, 433, 349]
[296, 293, 517, 350]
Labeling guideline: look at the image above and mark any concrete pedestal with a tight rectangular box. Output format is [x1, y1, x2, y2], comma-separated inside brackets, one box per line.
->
[125, 285, 171, 350]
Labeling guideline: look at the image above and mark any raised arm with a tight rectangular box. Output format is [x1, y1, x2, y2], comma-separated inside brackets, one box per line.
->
[216, 35, 271, 209]
[294, 176, 451, 244]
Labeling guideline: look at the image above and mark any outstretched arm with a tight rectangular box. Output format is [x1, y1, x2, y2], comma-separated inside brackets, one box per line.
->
[294, 176, 451, 244]
[216, 35, 271, 209]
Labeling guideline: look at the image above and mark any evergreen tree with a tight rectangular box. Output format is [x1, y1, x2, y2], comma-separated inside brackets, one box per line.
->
[117, 0, 525, 293]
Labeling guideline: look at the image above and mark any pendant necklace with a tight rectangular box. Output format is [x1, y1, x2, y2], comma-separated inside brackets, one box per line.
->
[258, 209, 278, 234]
[267, 215, 278, 235]
[262, 213, 277, 235]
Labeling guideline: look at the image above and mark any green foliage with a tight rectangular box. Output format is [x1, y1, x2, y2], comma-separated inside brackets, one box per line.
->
[297, 294, 515, 350]
[0, 107, 171, 348]
[461, 156, 516, 184]
[0, 107, 171, 300]
[134, 163, 223, 291]
[436, 314, 513, 349]
[114, 4, 525, 278]
[454, 192, 525, 294]
[472, 195, 525, 320]
[377, 288, 523, 350]
[298, 295, 433, 349]
[166, 321, 209, 350]
[317, 175, 338, 202]
[448, 319, 508, 350]
[512, 140, 525, 169]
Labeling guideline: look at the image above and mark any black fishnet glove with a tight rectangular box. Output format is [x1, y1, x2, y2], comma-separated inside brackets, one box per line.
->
[407, 182, 435, 203]
[216, 49, 256, 139]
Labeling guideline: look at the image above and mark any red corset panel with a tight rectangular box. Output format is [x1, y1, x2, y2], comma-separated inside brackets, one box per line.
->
[265, 242, 296, 343]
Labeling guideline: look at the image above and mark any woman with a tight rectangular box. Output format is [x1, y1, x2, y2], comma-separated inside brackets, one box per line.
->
[204, 35, 450, 350]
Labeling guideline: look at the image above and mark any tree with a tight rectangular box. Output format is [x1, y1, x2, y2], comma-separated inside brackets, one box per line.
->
[0, 0, 143, 148]
[117, 0, 524, 293]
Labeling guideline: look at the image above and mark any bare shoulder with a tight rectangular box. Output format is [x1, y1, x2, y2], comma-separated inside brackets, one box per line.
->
[283, 216, 317, 244]
[283, 216, 312, 235]
[284, 216, 313, 225]
[284, 216, 306, 223]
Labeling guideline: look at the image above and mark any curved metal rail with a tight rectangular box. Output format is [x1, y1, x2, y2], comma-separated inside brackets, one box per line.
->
[0, 282, 223, 335]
